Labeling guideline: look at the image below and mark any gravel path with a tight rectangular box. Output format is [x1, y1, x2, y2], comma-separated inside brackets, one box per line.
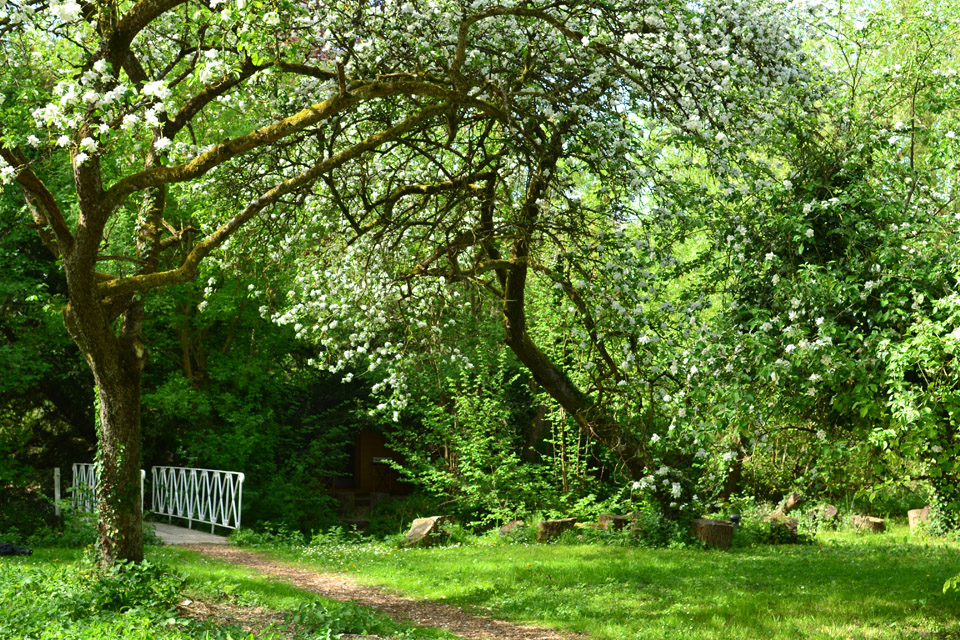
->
[183, 544, 583, 640]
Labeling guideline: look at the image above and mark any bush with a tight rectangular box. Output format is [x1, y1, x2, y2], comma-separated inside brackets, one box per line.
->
[79, 559, 184, 614]
[229, 521, 307, 547]
[0, 483, 58, 543]
[365, 493, 447, 538]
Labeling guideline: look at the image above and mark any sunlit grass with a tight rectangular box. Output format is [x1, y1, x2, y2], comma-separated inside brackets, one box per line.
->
[154, 545, 463, 639]
[0, 545, 463, 640]
[266, 524, 960, 640]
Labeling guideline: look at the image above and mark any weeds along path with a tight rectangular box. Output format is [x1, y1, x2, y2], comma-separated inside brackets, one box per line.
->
[184, 544, 583, 640]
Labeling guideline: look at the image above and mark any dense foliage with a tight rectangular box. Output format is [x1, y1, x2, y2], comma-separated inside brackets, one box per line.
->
[1, 0, 960, 559]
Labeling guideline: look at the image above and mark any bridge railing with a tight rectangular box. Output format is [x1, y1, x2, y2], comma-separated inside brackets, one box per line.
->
[71, 463, 145, 514]
[151, 466, 244, 532]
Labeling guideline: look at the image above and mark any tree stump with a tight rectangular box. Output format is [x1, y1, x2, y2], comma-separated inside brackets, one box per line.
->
[851, 515, 885, 533]
[599, 514, 630, 531]
[690, 518, 734, 549]
[403, 515, 454, 547]
[908, 506, 931, 532]
[783, 492, 803, 514]
[765, 514, 799, 543]
[536, 518, 577, 542]
[499, 519, 526, 536]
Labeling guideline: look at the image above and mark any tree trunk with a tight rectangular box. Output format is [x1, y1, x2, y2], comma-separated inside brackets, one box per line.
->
[63, 294, 147, 567]
[495, 137, 647, 480]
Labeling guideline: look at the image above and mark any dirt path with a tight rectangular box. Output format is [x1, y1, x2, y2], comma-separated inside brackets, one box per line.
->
[183, 544, 583, 640]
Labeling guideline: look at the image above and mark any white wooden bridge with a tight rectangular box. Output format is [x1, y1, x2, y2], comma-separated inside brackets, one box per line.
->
[59, 463, 244, 545]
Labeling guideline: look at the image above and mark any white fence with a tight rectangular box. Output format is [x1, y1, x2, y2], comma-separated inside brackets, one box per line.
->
[70, 463, 145, 514]
[152, 466, 245, 532]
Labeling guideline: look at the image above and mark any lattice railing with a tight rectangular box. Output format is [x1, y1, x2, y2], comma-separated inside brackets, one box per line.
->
[71, 463, 145, 514]
[151, 466, 244, 532]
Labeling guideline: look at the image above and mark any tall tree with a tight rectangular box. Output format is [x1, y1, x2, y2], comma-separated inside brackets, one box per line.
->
[1, 0, 809, 564]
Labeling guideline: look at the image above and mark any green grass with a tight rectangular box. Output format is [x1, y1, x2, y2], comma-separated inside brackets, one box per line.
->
[0, 545, 463, 640]
[263, 525, 960, 640]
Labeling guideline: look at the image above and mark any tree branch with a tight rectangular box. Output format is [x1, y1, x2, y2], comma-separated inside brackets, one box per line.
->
[97, 103, 448, 300]
[102, 80, 452, 209]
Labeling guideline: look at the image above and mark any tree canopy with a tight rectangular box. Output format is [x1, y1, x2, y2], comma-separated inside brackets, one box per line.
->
[2, 0, 959, 564]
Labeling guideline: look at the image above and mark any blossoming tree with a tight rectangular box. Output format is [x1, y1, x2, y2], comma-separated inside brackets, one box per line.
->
[1, 0, 813, 564]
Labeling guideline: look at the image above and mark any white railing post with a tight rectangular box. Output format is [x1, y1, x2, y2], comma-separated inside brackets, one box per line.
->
[54, 467, 61, 517]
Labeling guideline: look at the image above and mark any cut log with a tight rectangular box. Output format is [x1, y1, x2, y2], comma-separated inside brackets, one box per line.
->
[851, 515, 885, 533]
[690, 518, 734, 549]
[783, 492, 803, 514]
[765, 514, 799, 543]
[536, 518, 577, 542]
[598, 514, 630, 531]
[907, 506, 931, 532]
[403, 515, 455, 547]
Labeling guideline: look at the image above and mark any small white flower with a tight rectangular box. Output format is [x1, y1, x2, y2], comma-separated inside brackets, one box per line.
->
[74, 151, 88, 165]
[27, 135, 40, 147]
[805, 228, 814, 238]
[79, 137, 97, 153]
[52, 1, 82, 21]
[671, 482, 682, 498]
[263, 11, 279, 25]
[650, 433, 661, 444]
[154, 136, 171, 151]
[142, 80, 170, 100]
[816, 429, 827, 441]
[57, 135, 70, 147]
[93, 59, 108, 74]
[122, 113, 139, 130]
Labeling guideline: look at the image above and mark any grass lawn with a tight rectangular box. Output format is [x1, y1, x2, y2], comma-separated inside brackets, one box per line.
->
[0, 545, 461, 639]
[264, 525, 960, 640]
